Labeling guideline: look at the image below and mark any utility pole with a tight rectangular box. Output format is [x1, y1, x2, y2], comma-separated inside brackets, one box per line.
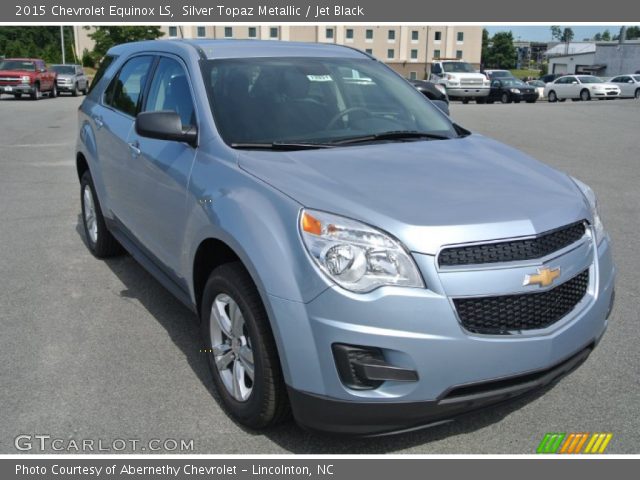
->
[60, 26, 66, 64]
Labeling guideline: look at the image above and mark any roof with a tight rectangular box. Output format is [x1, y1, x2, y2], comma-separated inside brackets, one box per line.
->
[545, 42, 596, 56]
[107, 39, 368, 61]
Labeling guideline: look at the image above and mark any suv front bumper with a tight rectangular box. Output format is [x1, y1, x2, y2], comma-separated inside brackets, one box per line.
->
[268, 236, 615, 435]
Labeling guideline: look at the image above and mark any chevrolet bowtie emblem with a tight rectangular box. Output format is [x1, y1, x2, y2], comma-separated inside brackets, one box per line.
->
[523, 267, 561, 288]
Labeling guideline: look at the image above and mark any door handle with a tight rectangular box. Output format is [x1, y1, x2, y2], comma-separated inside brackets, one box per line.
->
[93, 115, 104, 129]
[128, 141, 141, 157]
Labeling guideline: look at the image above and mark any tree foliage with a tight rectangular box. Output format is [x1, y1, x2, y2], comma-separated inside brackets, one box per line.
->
[0, 27, 75, 63]
[87, 26, 164, 57]
[481, 31, 517, 69]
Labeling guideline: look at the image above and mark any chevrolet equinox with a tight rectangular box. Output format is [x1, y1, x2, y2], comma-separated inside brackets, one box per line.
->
[76, 40, 616, 435]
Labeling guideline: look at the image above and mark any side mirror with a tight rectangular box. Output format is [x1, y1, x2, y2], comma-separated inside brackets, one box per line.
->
[431, 99, 450, 116]
[571, 81, 578, 84]
[39, 68, 46, 73]
[629, 80, 634, 83]
[135, 111, 197, 147]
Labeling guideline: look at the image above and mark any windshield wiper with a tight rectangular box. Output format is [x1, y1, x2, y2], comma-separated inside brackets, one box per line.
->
[330, 130, 451, 145]
[230, 142, 334, 150]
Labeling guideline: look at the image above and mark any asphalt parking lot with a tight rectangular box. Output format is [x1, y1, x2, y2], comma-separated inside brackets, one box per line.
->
[1, 95, 638, 454]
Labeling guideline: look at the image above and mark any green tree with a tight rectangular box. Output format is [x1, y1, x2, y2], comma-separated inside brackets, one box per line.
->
[0, 26, 75, 63]
[601, 30, 611, 41]
[593, 33, 602, 41]
[87, 26, 164, 57]
[561, 28, 575, 43]
[486, 31, 517, 69]
[481, 28, 490, 68]
[626, 26, 640, 40]
[550, 26, 563, 41]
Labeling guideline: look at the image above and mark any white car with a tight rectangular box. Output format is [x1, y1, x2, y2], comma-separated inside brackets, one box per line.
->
[608, 74, 640, 99]
[544, 75, 621, 102]
[527, 80, 546, 99]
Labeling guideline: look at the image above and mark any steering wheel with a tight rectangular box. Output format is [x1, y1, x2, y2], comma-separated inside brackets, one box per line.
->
[326, 107, 374, 130]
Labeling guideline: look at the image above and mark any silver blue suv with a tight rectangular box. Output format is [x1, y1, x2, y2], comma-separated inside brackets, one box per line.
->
[76, 40, 615, 435]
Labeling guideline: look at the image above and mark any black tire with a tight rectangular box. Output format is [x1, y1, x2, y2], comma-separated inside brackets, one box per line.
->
[49, 83, 57, 98]
[580, 89, 590, 101]
[461, 99, 469, 104]
[635, 89, 640, 99]
[80, 171, 121, 258]
[82, 85, 89, 95]
[13, 93, 21, 100]
[476, 97, 486, 104]
[548, 91, 557, 102]
[30, 83, 40, 100]
[501, 92, 511, 104]
[72, 83, 79, 97]
[201, 262, 289, 429]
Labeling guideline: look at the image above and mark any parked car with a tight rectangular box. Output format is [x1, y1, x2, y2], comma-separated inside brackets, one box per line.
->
[77, 40, 615, 436]
[544, 75, 621, 102]
[409, 79, 449, 108]
[527, 80, 546, 99]
[51, 64, 89, 96]
[486, 78, 539, 103]
[539, 73, 563, 84]
[483, 69, 515, 81]
[0, 58, 57, 100]
[607, 74, 640, 99]
[428, 59, 490, 103]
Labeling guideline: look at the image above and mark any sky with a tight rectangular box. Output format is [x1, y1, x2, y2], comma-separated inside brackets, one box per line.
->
[485, 26, 624, 42]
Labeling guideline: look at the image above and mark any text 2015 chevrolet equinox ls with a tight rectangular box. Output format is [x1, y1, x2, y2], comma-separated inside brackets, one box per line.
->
[76, 40, 615, 435]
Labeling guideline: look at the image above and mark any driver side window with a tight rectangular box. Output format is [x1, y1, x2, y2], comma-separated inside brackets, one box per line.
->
[143, 57, 196, 128]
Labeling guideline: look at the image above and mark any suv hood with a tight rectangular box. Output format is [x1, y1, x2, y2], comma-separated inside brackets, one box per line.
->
[237, 135, 589, 254]
[56, 74, 74, 81]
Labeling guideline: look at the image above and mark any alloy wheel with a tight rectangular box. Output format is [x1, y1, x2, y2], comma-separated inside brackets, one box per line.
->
[82, 185, 98, 244]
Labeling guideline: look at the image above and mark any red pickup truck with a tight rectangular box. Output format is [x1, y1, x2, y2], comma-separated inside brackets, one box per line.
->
[0, 58, 58, 100]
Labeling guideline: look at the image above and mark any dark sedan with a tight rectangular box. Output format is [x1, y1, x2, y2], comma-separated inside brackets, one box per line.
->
[486, 78, 539, 104]
[409, 79, 449, 104]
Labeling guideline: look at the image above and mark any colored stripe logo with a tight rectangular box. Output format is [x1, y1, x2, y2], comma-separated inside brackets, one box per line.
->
[537, 433, 613, 454]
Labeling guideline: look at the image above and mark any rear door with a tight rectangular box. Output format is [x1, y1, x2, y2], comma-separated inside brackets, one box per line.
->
[610, 76, 631, 96]
[94, 55, 155, 228]
[124, 55, 199, 275]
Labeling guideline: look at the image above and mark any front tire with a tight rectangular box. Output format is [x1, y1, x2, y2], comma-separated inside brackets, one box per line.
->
[201, 263, 289, 429]
[30, 83, 40, 100]
[635, 89, 640, 99]
[548, 91, 557, 102]
[72, 83, 79, 97]
[501, 92, 511, 104]
[80, 171, 121, 258]
[580, 89, 591, 101]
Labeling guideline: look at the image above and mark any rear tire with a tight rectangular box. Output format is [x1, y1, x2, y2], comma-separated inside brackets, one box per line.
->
[49, 83, 57, 98]
[201, 262, 290, 429]
[80, 171, 121, 258]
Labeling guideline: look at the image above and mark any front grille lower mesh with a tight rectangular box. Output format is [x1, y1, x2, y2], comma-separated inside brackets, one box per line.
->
[454, 269, 589, 334]
[439, 222, 586, 267]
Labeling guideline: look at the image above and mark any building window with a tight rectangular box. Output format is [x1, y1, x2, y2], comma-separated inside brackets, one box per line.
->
[411, 30, 419, 41]
[248, 27, 257, 38]
[365, 48, 373, 55]
[409, 71, 418, 80]
[387, 49, 395, 59]
[434, 49, 441, 59]
[388, 29, 396, 41]
[270, 27, 279, 39]
[410, 49, 418, 59]
[196, 26, 206, 38]
[168, 26, 178, 38]
[326, 28, 334, 39]
[366, 29, 373, 40]
[346, 29, 354, 40]
[457, 32, 464, 42]
[224, 27, 233, 38]
[434, 31, 442, 41]
[456, 50, 463, 59]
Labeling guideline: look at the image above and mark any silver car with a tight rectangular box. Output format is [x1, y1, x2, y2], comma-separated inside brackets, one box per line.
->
[76, 40, 616, 435]
[51, 64, 88, 96]
[608, 74, 640, 99]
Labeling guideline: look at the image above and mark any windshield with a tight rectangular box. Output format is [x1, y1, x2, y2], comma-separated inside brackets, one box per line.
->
[633, 76, 640, 82]
[203, 57, 456, 146]
[0, 60, 35, 71]
[578, 76, 603, 84]
[502, 79, 526, 87]
[528, 80, 544, 87]
[51, 65, 76, 75]
[492, 71, 512, 78]
[442, 61, 476, 73]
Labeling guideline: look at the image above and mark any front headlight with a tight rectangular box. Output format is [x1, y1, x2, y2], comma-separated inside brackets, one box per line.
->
[299, 209, 424, 293]
[571, 177, 606, 245]
[510, 88, 521, 94]
[21, 75, 30, 84]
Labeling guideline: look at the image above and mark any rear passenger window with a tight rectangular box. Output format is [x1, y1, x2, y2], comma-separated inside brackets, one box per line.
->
[143, 57, 196, 127]
[88, 55, 116, 93]
[105, 56, 154, 117]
